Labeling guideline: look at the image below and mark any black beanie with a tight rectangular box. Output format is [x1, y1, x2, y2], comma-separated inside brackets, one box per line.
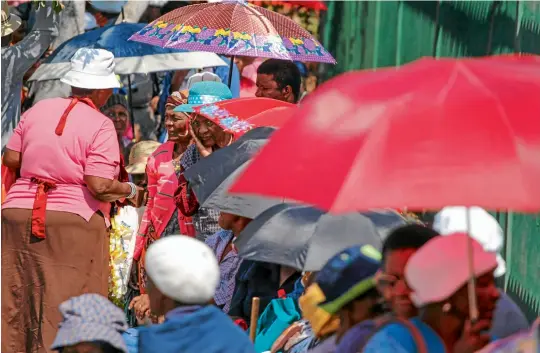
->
[101, 94, 129, 113]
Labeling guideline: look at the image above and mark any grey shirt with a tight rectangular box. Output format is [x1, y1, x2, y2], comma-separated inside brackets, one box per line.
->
[1, 2, 58, 150]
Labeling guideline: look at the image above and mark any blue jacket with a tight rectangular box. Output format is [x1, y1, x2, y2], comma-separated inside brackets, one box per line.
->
[138, 305, 256, 353]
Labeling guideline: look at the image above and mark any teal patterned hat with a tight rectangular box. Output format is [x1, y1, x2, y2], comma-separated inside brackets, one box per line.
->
[174, 81, 233, 113]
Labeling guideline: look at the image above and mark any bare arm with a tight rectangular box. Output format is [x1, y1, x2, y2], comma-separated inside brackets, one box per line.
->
[84, 175, 132, 202]
[11, 1, 59, 78]
[3, 149, 22, 170]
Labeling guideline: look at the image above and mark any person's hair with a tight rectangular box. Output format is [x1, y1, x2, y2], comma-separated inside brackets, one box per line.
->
[71, 87, 95, 97]
[343, 287, 385, 316]
[381, 224, 440, 264]
[257, 59, 302, 102]
[58, 341, 122, 353]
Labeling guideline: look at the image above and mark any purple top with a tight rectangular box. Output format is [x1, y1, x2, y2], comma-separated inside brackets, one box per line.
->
[205, 230, 243, 313]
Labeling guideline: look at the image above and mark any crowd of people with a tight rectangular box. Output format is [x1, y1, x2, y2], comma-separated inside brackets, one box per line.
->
[1, 1, 538, 353]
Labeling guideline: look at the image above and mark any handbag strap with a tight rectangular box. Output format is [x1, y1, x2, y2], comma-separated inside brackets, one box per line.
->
[359, 316, 428, 353]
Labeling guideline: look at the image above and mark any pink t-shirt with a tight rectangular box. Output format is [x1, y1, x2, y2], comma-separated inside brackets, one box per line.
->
[3, 97, 120, 225]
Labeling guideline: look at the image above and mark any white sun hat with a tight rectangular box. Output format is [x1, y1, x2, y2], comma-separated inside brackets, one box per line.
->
[61, 48, 121, 90]
[405, 233, 497, 307]
[1, 1, 21, 37]
[433, 206, 506, 277]
[145, 235, 219, 304]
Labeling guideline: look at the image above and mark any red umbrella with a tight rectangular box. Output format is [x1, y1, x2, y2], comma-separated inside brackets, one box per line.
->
[247, 105, 296, 128]
[194, 97, 293, 137]
[253, 1, 327, 11]
[230, 56, 540, 213]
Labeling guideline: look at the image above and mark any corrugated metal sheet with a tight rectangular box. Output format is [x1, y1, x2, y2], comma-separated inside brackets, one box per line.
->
[320, 0, 540, 320]
[322, 0, 540, 78]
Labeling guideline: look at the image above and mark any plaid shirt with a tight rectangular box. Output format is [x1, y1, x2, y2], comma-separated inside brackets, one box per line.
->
[205, 230, 242, 313]
[181, 144, 221, 241]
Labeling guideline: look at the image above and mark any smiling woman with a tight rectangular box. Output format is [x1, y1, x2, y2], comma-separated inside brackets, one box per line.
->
[101, 94, 132, 161]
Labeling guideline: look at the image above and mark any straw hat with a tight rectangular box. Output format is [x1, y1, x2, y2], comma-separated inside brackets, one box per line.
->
[145, 236, 219, 304]
[433, 206, 506, 277]
[405, 233, 497, 307]
[125, 141, 161, 175]
[1, 1, 21, 37]
[61, 48, 121, 89]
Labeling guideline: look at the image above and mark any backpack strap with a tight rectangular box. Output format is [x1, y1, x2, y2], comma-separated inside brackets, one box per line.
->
[359, 316, 428, 353]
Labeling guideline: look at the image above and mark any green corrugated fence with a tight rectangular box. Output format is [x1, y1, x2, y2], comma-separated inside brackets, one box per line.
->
[320, 0, 540, 320]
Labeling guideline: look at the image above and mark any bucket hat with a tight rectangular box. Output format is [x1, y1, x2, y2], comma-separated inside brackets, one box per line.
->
[405, 233, 497, 307]
[316, 244, 381, 315]
[61, 48, 121, 89]
[1, 1, 21, 37]
[174, 81, 233, 114]
[433, 206, 506, 277]
[126, 141, 161, 174]
[51, 294, 128, 352]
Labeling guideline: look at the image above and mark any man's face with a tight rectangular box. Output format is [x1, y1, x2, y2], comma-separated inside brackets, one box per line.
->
[218, 212, 237, 230]
[378, 248, 418, 318]
[256, 73, 291, 102]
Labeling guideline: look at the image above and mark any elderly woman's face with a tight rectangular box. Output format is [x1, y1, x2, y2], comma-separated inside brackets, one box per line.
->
[191, 114, 226, 148]
[165, 107, 190, 144]
[103, 104, 129, 135]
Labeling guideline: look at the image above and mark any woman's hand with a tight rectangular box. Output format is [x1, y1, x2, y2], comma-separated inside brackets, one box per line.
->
[189, 123, 212, 158]
[127, 185, 146, 208]
[129, 294, 151, 320]
[452, 319, 491, 353]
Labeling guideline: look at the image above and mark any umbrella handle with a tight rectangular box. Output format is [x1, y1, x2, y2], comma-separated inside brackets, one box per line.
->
[249, 296, 260, 342]
[228, 55, 235, 88]
[466, 207, 479, 323]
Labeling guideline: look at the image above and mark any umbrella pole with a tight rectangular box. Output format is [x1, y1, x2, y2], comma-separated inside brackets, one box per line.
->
[127, 75, 136, 139]
[249, 297, 260, 342]
[227, 55, 235, 88]
[466, 207, 479, 323]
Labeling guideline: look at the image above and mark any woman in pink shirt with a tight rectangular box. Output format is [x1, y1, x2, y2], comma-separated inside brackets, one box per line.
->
[1, 48, 142, 353]
[128, 90, 196, 322]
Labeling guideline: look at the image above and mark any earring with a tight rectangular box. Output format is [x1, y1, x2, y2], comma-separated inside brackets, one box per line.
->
[442, 302, 452, 313]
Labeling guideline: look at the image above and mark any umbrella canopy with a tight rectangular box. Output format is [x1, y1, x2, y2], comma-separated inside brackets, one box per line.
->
[247, 106, 296, 128]
[129, 0, 335, 64]
[29, 23, 226, 81]
[231, 56, 540, 213]
[193, 97, 294, 137]
[235, 204, 383, 271]
[361, 210, 408, 241]
[183, 127, 284, 219]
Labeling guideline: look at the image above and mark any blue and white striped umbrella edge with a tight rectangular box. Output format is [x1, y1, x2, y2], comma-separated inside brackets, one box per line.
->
[28, 52, 227, 82]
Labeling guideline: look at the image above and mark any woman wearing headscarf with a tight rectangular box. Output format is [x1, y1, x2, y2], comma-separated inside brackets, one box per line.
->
[2, 48, 142, 353]
[362, 233, 501, 353]
[172, 81, 245, 241]
[101, 94, 134, 162]
[128, 90, 195, 322]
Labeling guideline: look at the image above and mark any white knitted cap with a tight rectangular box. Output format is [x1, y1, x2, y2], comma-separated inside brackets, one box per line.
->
[145, 236, 219, 304]
[405, 233, 497, 307]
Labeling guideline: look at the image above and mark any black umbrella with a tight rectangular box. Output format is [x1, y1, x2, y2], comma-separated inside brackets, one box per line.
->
[183, 127, 284, 219]
[362, 209, 408, 241]
[235, 204, 384, 271]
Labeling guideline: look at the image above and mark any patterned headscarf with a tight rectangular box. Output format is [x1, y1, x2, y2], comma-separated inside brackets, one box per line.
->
[166, 90, 188, 108]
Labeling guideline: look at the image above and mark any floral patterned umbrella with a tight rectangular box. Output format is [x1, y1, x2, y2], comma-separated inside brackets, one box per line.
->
[129, 0, 336, 65]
